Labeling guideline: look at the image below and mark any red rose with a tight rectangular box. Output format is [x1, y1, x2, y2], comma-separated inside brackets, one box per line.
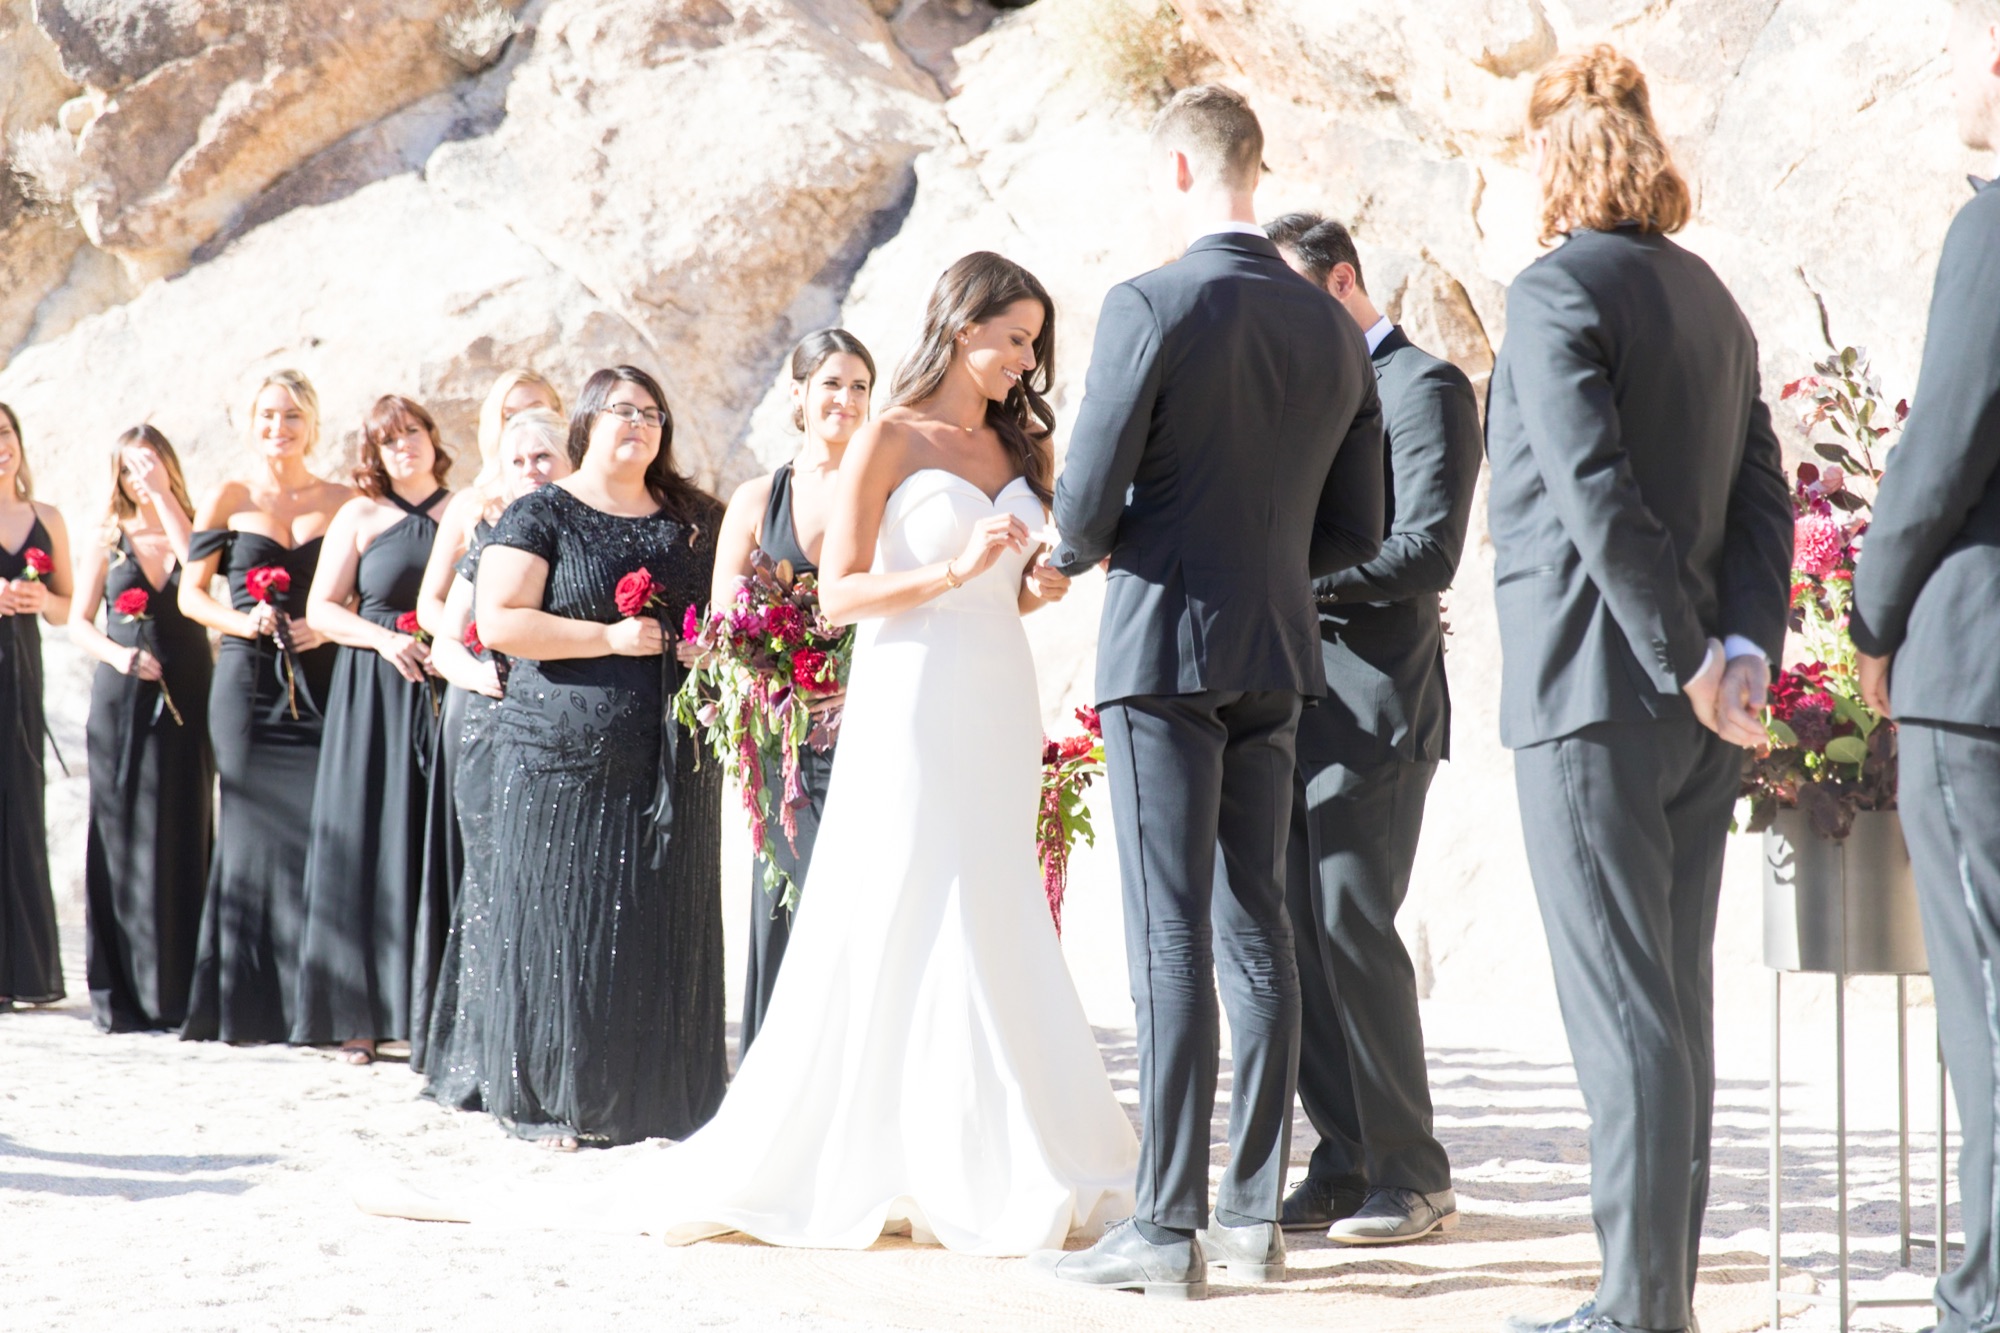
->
[246, 565, 290, 604]
[791, 648, 832, 694]
[113, 587, 151, 618]
[20, 546, 51, 580]
[463, 622, 484, 655]
[615, 568, 658, 619]
[396, 611, 420, 635]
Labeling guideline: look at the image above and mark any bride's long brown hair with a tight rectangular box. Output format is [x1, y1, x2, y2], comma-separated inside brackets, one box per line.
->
[889, 252, 1056, 505]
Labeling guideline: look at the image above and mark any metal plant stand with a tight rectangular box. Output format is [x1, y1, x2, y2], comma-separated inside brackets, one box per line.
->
[1765, 809, 1947, 1332]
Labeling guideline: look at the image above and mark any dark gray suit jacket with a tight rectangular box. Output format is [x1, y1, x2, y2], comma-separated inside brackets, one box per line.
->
[1052, 232, 1386, 703]
[1485, 228, 1794, 750]
[1851, 179, 2000, 728]
[1307, 326, 1481, 765]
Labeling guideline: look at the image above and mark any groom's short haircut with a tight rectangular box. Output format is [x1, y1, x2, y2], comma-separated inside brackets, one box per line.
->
[1264, 212, 1366, 294]
[1151, 84, 1263, 191]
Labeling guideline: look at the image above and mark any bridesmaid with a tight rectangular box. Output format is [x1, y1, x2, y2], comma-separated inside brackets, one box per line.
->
[0, 402, 73, 1012]
[409, 369, 561, 1074]
[421, 406, 573, 1106]
[291, 395, 452, 1064]
[475, 365, 726, 1147]
[180, 370, 349, 1044]
[710, 329, 873, 1053]
[71, 427, 212, 1031]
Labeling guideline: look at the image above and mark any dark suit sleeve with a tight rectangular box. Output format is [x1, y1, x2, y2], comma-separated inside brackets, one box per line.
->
[1308, 372, 1386, 578]
[1716, 381, 1795, 662]
[1318, 358, 1480, 603]
[1505, 262, 1711, 691]
[1851, 197, 2000, 657]
[1051, 282, 1163, 575]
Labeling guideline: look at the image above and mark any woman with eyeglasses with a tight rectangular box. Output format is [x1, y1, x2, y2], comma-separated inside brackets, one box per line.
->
[469, 366, 726, 1149]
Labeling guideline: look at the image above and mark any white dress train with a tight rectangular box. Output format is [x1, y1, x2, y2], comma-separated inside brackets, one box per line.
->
[480, 468, 1138, 1255]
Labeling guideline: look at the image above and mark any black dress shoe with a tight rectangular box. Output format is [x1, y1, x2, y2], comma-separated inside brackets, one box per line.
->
[1195, 1217, 1285, 1283]
[1280, 1174, 1368, 1231]
[1026, 1218, 1207, 1300]
[1500, 1301, 1685, 1333]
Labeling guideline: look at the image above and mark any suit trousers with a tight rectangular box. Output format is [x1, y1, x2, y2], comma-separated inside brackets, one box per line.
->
[1901, 721, 2000, 1333]
[1287, 751, 1452, 1194]
[1513, 718, 1738, 1332]
[1101, 689, 1304, 1231]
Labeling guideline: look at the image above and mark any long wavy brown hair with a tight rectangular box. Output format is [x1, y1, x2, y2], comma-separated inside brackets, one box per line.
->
[1528, 45, 1691, 246]
[0, 402, 29, 502]
[889, 252, 1056, 505]
[101, 424, 196, 546]
[354, 394, 453, 498]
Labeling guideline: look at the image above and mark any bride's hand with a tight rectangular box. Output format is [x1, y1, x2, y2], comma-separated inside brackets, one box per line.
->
[945, 514, 1031, 587]
[606, 616, 665, 657]
[1024, 555, 1069, 603]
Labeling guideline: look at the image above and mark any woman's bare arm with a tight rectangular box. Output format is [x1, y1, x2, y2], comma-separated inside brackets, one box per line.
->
[475, 546, 662, 661]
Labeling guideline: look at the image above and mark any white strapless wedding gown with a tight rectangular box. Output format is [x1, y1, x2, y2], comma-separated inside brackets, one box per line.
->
[471, 468, 1138, 1254]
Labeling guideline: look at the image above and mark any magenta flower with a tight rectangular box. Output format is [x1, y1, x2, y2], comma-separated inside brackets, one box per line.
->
[1794, 513, 1847, 579]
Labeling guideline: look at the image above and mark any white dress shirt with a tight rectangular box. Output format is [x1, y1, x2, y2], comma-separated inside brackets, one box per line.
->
[1194, 221, 1269, 243]
[1363, 315, 1394, 356]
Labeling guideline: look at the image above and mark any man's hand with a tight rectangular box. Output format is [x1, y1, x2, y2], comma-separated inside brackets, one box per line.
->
[1716, 652, 1771, 750]
[1682, 637, 1726, 734]
[1858, 651, 1894, 720]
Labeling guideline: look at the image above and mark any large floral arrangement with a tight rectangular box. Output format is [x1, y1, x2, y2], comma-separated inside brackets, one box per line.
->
[1038, 706, 1106, 936]
[674, 551, 853, 909]
[1740, 346, 1903, 840]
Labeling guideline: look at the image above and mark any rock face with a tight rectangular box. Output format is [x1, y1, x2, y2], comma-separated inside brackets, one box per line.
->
[0, 0, 1984, 1016]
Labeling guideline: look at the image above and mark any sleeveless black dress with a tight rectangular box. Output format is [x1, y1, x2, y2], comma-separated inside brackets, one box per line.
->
[0, 517, 63, 1006]
[181, 529, 337, 1042]
[291, 489, 445, 1045]
[474, 484, 726, 1144]
[740, 463, 838, 1054]
[83, 534, 214, 1031]
[418, 512, 500, 1104]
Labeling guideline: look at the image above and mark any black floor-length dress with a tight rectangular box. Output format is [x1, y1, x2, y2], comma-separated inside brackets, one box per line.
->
[180, 530, 337, 1043]
[83, 536, 213, 1031]
[472, 484, 726, 1144]
[739, 462, 837, 1055]
[291, 489, 445, 1046]
[421, 520, 502, 1103]
[0, 518, 63, 1006]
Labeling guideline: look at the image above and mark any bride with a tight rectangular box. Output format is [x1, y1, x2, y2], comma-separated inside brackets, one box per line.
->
[368, 252, 1139, 1255]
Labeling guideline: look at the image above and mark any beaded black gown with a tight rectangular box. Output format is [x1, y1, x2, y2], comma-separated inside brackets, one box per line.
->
[414, 519, 497, 1087]
[181, 529, 337, 1043]
[740, 463, 838, 1055]
[292, 489, 445, 1046]
[83, 536, 213, 1031]
[472, 484, 726, 1144]
[0, 518, 63, 1006]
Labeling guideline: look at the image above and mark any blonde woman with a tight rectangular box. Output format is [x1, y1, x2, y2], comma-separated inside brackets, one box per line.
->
[180, 370, 352, 1044]
[71, 427, 212, 1032]
[1487, 46, 1792, 1333]
[0, 402, 73, 1012]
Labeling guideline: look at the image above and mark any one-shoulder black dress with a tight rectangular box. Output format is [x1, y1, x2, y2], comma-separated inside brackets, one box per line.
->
[473, 484, 726, 1144]
[292, 489, 445, 1046]
[181, 529, 337, 1043]
[0, 517, 63, 1006]
[739, 463, 838, 1054]
[83, 535, 214, 1031]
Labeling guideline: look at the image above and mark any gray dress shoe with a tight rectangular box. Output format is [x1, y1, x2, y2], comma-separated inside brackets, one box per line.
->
[1279, 1173, 1369, 1231]
[1327, 1185, 1459, 1245]
[1195, 1218, 1285, 1283]
[1500, 1301, 1687, 1333]
[1025, 1218, 1208, 1300]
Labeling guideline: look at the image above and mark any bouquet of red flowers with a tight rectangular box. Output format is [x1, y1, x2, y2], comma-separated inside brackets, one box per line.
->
[674, 550, 852, 909]
[1038, 706, 1106, 935]
[112, 587, 183, 726]
[246, 564, 303, 718]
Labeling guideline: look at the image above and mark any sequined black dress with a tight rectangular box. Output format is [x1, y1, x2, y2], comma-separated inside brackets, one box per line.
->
[291, 489, 445, 1045]
[181, 529, 337, 1042]
[473, 484, 726, 1144]
[0, 518, 62, 1006]
[83, 535, 213, 1031]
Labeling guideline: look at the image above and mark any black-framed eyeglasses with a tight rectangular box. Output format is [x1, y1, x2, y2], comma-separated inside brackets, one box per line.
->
[603, 404, 667, 429]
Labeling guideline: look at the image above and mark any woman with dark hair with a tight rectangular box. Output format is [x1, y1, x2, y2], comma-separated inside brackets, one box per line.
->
[710, 328, 874, 1053]
[288, 394, 452, 1063]
[470, 364, 725, 1147]
[181, 371, 349, 1043]
[70, 426, 213, 1031]
[0, 402, 74, 1012]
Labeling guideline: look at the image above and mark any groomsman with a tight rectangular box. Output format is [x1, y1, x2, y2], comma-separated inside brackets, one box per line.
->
[1488, 48, 1792, 1333]
[1038, 85, 1385, 1299]
[1263, 213, 1478, 1244]
[1852, 8, 2000, 1332]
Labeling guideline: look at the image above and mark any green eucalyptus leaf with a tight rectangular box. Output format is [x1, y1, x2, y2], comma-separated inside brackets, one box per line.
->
[1767, 718, 1800, 747]
[1825, 735, 1869, 766]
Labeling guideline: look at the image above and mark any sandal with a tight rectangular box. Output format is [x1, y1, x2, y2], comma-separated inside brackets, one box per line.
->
[339, 1041, 376, 1066]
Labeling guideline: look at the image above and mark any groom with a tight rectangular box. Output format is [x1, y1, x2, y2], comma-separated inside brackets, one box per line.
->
[1036, 85, 1386, 1299]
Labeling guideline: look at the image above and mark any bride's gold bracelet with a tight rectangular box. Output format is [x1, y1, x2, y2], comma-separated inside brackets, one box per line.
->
[941, 561, 964, 590]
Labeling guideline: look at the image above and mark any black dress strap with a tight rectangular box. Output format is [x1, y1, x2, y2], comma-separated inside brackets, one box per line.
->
[386, 487, 448, 518]
[757, 464, 816, 575]
[188, 528, 237, 561]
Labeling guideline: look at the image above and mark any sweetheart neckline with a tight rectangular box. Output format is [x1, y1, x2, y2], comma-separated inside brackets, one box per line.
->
[888, 467, 1035, 509]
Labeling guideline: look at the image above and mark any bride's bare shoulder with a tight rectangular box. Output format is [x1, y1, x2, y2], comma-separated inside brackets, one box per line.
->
[844, 416, 924, 491]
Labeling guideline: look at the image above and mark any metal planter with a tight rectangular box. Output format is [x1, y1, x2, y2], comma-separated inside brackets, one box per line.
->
[1763, 807, 1925, 976]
